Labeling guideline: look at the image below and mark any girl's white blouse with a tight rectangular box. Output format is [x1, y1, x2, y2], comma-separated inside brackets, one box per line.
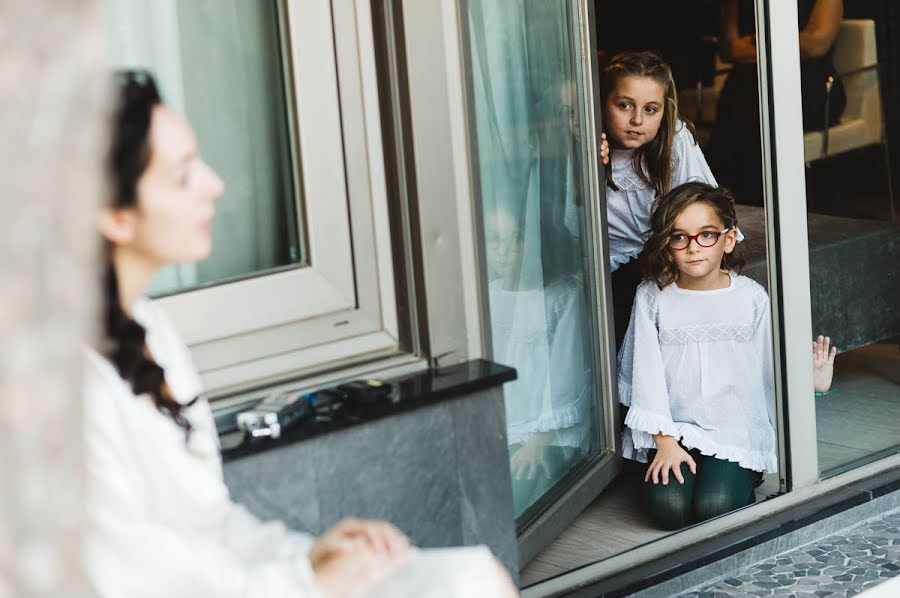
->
[617, 275, 778, 473]
[607, 122, 717, 272]
[83, 299, 504, 598]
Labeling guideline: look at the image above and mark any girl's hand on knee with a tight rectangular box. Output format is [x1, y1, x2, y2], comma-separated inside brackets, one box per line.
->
[646, 435, 696, 485]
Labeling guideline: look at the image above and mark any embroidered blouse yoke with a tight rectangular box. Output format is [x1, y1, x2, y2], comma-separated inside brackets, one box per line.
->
[617, 275, 778, 473]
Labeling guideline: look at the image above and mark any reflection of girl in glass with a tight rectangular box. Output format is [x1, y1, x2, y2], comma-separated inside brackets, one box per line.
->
[84, 72, 517, 598]
[600, 51, 718, 347]
[618, 182, 775, 530]
[485, 199, 592, 518]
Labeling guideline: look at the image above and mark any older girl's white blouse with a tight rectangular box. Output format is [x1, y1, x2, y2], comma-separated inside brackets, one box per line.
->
[607, 122, 717, 272]
[617, 275, 778, 473]
[83, 299, 506, 598]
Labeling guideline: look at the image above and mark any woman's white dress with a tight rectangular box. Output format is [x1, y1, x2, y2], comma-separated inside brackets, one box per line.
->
[617, 275, 778, 473]
[83, 298, 507, 598]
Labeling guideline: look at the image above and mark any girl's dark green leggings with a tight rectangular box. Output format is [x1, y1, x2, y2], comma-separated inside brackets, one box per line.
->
[642, 448, 762, 531]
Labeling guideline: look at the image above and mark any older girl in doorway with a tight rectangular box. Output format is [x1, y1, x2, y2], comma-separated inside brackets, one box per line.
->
[601, 51, 719, 347]
[618, 181, 771, 530]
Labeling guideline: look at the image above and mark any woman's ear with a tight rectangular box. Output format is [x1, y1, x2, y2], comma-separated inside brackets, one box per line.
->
[97, 207, 138, 245]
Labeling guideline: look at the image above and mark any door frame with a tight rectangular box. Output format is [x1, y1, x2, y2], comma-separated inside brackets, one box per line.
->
[521, 0, 824, 590]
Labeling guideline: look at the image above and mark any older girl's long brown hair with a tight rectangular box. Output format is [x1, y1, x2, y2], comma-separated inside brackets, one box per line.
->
[601, 51, 694, 198]
[640, 182, 745, 289]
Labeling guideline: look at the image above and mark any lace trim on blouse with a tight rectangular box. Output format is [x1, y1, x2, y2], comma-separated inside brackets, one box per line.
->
[659, 322, 756, 345]
[638, 274, 769, 346]
[491, 325, 548, 346]
[610, 122, 693, 191]
[610, 163, 650, 191]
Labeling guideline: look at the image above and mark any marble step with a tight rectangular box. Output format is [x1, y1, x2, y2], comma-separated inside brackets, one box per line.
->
[736, 206, 900, 352]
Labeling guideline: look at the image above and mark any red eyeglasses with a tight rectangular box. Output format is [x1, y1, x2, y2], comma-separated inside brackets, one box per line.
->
[668, 228, 732, 250]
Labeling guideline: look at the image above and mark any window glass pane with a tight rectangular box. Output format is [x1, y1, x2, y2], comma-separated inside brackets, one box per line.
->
[518, 0, 784, 581]
[106, 0, 304, 294]
[466, 0, 603, 521]
[800, 7, 900, 473]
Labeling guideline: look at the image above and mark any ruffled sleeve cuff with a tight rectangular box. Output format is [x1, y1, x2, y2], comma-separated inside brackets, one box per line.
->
[550, 423, 589, 450]
[535, 400, 585, 433]
[624, 405, 679, 451]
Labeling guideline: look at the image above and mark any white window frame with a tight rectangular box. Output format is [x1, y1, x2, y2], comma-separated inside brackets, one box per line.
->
[756, 0, 820, 487]
[139, 0, 402, 394]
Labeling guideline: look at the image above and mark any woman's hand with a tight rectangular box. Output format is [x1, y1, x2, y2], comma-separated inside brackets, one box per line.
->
[311, 519, 413, 598]
[646, 435, 696, 485]
[599, 132, 609, 165]
[718, 0, 758, 64]
[310, 518, 411, 568]
[734, 35, 758, 62]
[812, 335, 837, 394]
[511, 432, 554, 481]
[799, 0, 843, 60]
[313, 539, 411, 598]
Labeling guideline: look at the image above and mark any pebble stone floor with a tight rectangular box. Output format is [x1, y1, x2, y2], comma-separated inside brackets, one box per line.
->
[675, 511, 900, 598]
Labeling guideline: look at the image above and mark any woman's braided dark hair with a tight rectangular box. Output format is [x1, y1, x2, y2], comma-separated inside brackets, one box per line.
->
[104, 71, 193, 437]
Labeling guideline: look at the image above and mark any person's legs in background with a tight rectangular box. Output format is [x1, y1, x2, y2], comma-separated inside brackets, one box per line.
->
[708, 70, 764, 206]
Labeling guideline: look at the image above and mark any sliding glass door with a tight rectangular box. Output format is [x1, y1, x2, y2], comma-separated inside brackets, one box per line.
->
[462, 0, 620, 562]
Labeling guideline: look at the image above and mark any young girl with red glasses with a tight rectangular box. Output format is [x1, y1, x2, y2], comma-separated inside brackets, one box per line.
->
[617, 181, 834, 530]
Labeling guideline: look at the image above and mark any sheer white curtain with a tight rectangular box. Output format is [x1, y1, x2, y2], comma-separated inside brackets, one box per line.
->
[468, 0, 595, 518]
[104, 0, 300, 295]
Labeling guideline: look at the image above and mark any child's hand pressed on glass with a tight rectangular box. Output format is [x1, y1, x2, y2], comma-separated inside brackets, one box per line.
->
[511, 432, 553, 481]
[812, 335, 837, 394]
[647, 434, 697, 485]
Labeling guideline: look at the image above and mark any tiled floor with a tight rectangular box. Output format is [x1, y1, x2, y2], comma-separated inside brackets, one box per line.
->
[675, 511, 900, 597]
